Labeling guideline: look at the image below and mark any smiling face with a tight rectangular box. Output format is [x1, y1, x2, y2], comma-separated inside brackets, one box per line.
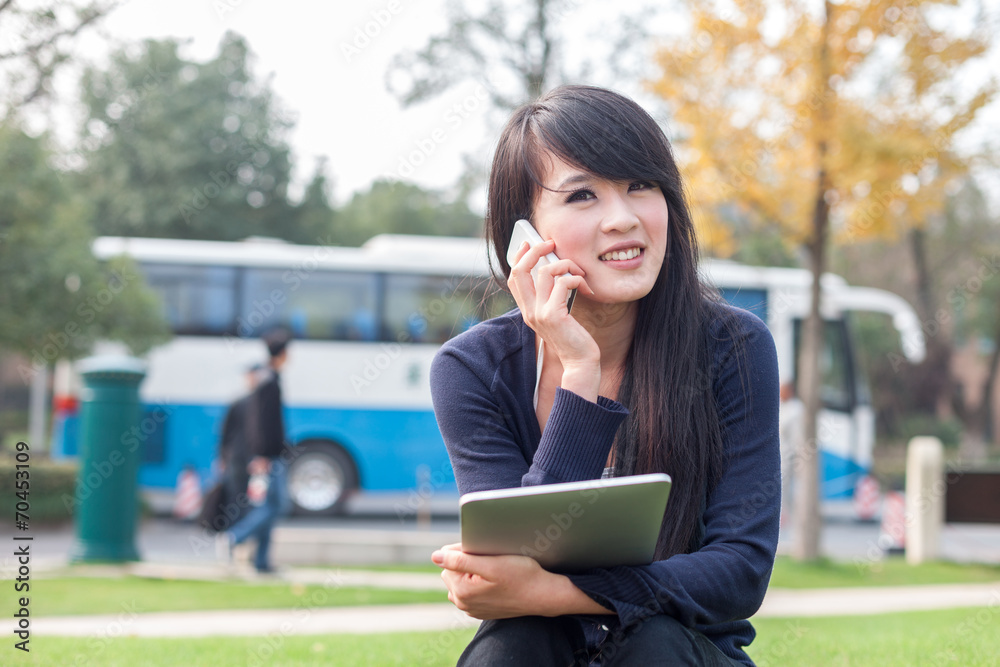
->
[531, 151, 669, 308]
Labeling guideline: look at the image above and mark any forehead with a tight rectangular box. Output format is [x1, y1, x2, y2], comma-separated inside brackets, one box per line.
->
[536, 149, 593, 191]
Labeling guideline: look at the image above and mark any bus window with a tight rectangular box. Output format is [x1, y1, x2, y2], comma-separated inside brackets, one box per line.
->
[383, 274, 506, 344]
[793, 319, 855, 413]
[240, 268, 378, 341]
[717, 287, 768, 324]
[141, 263, 237, 335]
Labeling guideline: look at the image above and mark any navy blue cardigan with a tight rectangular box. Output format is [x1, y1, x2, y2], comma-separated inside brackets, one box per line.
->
[430, 304, 780, 665]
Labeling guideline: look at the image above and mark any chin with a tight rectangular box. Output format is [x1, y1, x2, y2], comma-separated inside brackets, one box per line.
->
[586, 284, 655, 306]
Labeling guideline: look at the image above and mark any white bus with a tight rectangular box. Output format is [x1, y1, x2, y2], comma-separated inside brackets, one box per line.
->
[51, 235, 924, 514]
[701, 261, 925, 498]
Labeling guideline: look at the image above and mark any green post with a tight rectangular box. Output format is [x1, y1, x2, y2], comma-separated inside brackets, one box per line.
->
[70, 356, 147, 562]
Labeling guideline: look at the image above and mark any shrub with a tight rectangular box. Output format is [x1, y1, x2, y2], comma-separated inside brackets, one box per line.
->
[1, 453, 78, 525]
[897, 414, 964, 449]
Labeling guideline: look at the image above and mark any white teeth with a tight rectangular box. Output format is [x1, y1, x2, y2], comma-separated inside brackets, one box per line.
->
[600, 247, 641, 261]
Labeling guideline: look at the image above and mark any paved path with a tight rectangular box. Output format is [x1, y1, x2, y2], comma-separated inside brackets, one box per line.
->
[31, 603, 480, 638]
[19, 564, 1000, 637]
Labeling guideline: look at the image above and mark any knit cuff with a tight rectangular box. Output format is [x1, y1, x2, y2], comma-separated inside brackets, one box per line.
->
[530, 388, 629, 481]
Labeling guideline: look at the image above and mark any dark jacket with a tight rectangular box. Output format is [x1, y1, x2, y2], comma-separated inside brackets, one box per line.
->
[219, 394, 252, 495]
[247, 370, 287, 459]
[429, 305, 780, 666]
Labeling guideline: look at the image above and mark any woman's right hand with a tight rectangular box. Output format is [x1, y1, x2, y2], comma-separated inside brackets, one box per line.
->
[507, 240, 600, 401]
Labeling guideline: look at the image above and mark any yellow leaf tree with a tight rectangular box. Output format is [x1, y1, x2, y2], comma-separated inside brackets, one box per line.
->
[651, 0, 995, 560]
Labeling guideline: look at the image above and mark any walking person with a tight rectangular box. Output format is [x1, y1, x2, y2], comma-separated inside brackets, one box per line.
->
[218, 329, 293, 573]
[429, 85, 780, 665]
[202, 363, 265, 533]
[778, 380, 803, 528]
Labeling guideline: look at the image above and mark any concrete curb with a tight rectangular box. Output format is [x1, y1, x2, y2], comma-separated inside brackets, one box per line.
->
[35, 561, 447, 590]
[755, 581, 1000, 617]
[30, 603, 477, 638]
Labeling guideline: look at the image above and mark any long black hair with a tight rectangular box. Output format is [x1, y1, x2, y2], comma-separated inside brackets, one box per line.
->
[485, 85, 728, 558]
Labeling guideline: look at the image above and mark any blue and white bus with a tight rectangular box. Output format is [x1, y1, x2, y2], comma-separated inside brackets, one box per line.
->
[51, 235, 925, 514]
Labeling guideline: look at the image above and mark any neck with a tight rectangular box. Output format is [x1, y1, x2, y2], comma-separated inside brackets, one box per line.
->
[572, 299, 637, 372]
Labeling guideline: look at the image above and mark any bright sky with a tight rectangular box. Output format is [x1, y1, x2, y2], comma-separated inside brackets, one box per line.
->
[36, 0, 1000, 211]
[71, 0, 494, 205]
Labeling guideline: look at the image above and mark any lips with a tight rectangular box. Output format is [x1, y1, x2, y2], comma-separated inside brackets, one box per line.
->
[599, 247, 643, 261]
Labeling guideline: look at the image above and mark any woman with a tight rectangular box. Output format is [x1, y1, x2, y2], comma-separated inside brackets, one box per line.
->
[429, 85, 780, 666]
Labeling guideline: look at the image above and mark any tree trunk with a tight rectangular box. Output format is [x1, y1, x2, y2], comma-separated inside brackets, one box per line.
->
[908, 227, 955, 418]
[526, 0, 553, 100]
[792, 174, 829, 562]
[971, 311, 1000, 446]
[909, 227, 934, 319]
[792, 0, 833, 562]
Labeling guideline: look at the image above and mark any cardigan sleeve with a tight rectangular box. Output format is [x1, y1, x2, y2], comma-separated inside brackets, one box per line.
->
[430, 322, 628, 494]
[566, 310, 781, 630]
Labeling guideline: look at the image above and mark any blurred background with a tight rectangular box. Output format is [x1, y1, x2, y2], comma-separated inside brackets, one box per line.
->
[1, 0, 998, 549]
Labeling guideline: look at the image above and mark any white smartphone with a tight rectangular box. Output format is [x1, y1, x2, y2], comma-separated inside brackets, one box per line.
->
[507, 219, 577, 313]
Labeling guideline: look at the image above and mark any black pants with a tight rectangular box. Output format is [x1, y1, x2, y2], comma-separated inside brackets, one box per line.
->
[457, 615, 742, 666]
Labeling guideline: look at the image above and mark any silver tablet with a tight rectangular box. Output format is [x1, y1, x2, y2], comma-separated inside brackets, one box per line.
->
[460, 473, 671, 572]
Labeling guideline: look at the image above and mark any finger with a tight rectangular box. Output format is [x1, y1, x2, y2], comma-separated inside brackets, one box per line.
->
[509, 240, 531, 267]
[431, 543, 463, 567]
[544, 274, 588, 310]
[535, 257, 585, 280]
[433, 548, 491, 576]
[512, 239, 555, 272]
[508, 264, 548, 324]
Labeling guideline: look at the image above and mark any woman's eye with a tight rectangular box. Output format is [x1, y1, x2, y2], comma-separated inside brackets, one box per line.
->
[566, 189, 595, 202]
[629, 181, 655, 192]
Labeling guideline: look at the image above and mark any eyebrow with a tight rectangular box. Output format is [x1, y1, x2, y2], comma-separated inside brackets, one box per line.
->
[553, 173, 594, 191]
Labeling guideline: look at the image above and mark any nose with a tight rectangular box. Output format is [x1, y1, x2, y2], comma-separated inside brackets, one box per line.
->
[599, 189, 640, 234]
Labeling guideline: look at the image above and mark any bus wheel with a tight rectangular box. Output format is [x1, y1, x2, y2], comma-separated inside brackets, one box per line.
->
[287, 442, 357, 515]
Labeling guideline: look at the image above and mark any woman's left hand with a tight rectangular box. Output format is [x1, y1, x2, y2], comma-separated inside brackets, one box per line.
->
[432, 544, 558, 620]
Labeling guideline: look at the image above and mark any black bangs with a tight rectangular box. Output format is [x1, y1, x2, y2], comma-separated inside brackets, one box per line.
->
[529, 86, 672, 186]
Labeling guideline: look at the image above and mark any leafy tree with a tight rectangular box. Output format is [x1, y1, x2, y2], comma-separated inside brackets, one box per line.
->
[387, 0, 567, 109]
[651, 0, 995, 560]
[388, 0, 662, 109]
[0, 123, 169, 381]
[0, 0, 117, 111]
[285, 158, 337, 245]
[332, 179, 482, 247]
[77, 32, 322, 241]
[834, 179, 1000, 447]
[385, 0, 664, 202]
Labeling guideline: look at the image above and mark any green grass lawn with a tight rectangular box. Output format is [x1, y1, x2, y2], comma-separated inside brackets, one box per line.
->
[18, 630, 478, 666]
[20, 607, 1000, 666]
[767, 555, 1000, 589]
[30, 577, 446, 616]
[749, 607, 1000, 666]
